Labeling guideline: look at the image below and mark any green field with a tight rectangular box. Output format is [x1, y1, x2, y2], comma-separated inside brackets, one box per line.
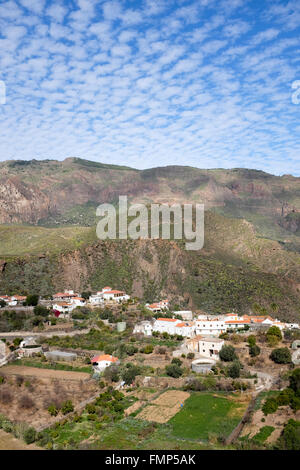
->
[169, 393, 247, 441]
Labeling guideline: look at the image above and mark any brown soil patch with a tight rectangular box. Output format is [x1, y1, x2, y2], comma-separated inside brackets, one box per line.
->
[0, 430, 40, 450]
[137, 390, 190, 423]
[0, 365, 90, 381]
[0, 368, 98, 429]
[124, 401, 143, 416]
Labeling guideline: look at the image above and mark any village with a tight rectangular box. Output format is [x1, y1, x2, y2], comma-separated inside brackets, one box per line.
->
[0, 286, 300, 450]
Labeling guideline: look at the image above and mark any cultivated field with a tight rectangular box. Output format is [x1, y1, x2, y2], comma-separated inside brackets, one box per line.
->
[0, 367, 98, 428]
[0, 365, 90, 381]
[137, 390, 190, 423]
[169, 392, 250, 440]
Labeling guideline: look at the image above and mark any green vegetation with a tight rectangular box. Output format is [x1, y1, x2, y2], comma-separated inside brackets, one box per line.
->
[276, 419, 300, 450]
[169, 393, 246, 441]
[269, 348, 291, 364]
[252, 426, 275, 444]
[219, 345, 237, 362]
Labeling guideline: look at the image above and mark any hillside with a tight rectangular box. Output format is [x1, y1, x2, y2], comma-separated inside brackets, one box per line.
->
[0, 157, 299, 321]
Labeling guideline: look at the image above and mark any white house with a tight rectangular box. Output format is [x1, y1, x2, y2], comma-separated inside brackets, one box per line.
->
[152, 318, 180, 335]
[174, 321, 195, 338]
[146, 299, 169, 313]
[53, 302, 75, 316]
[71, 297, 86, 307]
[285, 323, 300, 330]
[195, 318, 226, 335]
[91, 354, 119, 373]
[186, 335, 224, 360]
[89, 293, 104, 306]
[102, 289, 130, 302]
[53, 290, 79, 302]
[133, 321, 153, 336]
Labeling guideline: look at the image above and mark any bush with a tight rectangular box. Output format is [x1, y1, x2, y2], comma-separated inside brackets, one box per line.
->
[290, 396, 300, 412]
[141, 344, 154, 354]
[262, 397, 278, 416]
[289, 368, 300, 396]
[270, 348, 291, 364]
[171, 358, 182, 366]
[277, 389, 295, 406]
[25, 295, 39, 306]
[48, 404, 59, 416]
[61, 400, 74, 415]
[277, 419, 300, 450]
[23, 427, 37, 444]
[187, 352, 195, 360]
[165, 364, 183, 378]
[267, 326, 282, 340]
[227, 361, 240, 379]
[219, 345, 237, 362]
[247, 335, 256, 347]
[18, 394, 34, 409]
[249, 345, 260, 357]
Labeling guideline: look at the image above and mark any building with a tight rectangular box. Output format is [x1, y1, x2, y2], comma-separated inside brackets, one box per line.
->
[174, 310, 193, 320]
[186, 335, 224, 360]
[152, 318, 180, 335]
[71, 297, 86, 307]
[53, 290, 79, 302]
[45, 350, 77, 362]
[195, 318, 226, 335]
[91, 354, 119, 373]
[133, 321, 153, 336]
[174, 321, 195, 338]
[18, 338, 42, 357]
[53, 302, 75, 316]
[146, 299, 169, 313]
[102, 289, 130, 302]
[89, 293, 105, 305]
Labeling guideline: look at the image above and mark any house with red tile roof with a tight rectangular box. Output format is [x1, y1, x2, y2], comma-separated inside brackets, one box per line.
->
[91, 354, 119, 373]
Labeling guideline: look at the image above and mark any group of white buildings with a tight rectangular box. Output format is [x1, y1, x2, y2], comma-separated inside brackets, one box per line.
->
[134, 311, 299, 339]
[52, 287, 130, 316]
[0, 294, 27, 306]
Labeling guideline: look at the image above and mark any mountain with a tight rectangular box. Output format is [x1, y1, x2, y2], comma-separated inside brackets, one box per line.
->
[0, 157, 299, 321]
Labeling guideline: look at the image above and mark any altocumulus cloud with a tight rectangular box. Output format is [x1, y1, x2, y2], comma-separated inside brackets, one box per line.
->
[0, 0, 299, 175]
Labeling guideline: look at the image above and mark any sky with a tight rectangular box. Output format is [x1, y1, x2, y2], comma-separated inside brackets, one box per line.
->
[0, 0, 299, 175]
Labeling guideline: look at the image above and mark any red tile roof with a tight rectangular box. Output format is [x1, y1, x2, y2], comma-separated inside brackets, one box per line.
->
[91, 354, 118, 363]
[156, 318, 178, 322]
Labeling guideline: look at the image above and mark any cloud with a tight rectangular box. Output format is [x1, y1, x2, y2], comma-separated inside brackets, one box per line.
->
[0, 0, 299, 176]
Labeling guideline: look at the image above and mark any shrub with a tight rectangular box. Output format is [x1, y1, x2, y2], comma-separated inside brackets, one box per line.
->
[141, 344, 154, 354]
[270, 348, 291, 364]
[290, 396, 300, 412]
[249, 345, 261, 357]
[61, 400, 74, 415]
[187, 352, 195, 360]
[289, 368, 300, 396]
[219, 345, 237, 362]
[277, 419, 300, 450]
[171, 358, 182, 366]
[227, 361, 241, 379]
[165, 364, 183, 378]
[48, 404, 59, 416]
[23, 427, 37, 444]
[18, 394, 34, 409]
[277, 388, 295, 406]
[247, 335, 256, 347]
[267, 326, 282, 340]
[262, 397, 278, 416]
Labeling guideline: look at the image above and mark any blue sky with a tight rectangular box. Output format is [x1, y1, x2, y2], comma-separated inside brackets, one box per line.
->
[0, 0, 299, 175]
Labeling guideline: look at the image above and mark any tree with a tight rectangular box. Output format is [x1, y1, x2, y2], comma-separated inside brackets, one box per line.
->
[227, 361, 240, 378]
[249, 345, 260, 357]
[81, 291, 91, 300]
[33, 305, 49, 317]
[0, 300, 6, 308]
[270, 348, 291, 364]
[219, 345, 237, 362]
[277, 419, 300, 450]
[266, 326, 282, 340]
[262, 397, 278, 416]
[165, 364, 183, 378]
[247, 335, 256, 347]
[122, 365, 140, 385]
[289, 368, 300, 396]
[25, 295, 39, 306]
